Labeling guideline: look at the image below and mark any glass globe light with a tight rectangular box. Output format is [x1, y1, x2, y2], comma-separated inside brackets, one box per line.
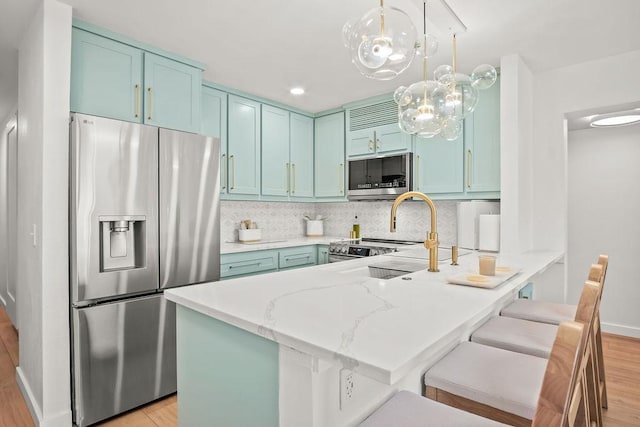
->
[433, 73, 479, 119]
[342, 19, 356, 48]
[397, 80, 442, 138]
[416, 34, 439, 58]
[471, 64, 498, 90]
[440, 117, 463, 141]
[347, 5, 418, 80]
[433, 64, 453, 83]
[393, 86, 412, 106]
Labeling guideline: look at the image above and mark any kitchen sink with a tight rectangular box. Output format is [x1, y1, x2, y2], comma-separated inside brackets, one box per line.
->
[367, 260, 427, 279]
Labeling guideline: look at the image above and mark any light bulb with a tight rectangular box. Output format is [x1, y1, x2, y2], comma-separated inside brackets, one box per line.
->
[372, 36, 393, 59]
[416, 103, 435, 121]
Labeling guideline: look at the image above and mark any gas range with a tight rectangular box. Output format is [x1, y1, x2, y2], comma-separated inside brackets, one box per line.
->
[328, 238, 422, 262]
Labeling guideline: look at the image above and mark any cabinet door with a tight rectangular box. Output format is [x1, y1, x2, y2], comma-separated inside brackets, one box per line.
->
[144, 52, 201, 133]
[289, 113, 314, 199]
[414, 134, 464, 194]
[315, 112, 345, 198]
[464, 81, 500, 192]
[279, 246, 317, 270]
[317, 245, 329, 265]
[261, 105, 290, 197]
[375, 123, 410, 154]
[228, 95, 261, 195]
[71, 28, 143, 122]
[201, 87, 228, 194]
[347, 129, 374, 157]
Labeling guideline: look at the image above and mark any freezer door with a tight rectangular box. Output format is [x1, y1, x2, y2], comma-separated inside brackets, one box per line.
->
[72, 294, 176, 427]
[159, 129, 221, 288]
[70, 114, 159, 304]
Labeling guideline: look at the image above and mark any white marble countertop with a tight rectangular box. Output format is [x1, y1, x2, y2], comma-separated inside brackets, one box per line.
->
[220, 236, 349, 254]
[166, 249, 563, 384]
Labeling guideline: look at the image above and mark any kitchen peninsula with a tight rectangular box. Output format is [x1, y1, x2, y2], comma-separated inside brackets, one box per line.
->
[165, 249, 563, 426]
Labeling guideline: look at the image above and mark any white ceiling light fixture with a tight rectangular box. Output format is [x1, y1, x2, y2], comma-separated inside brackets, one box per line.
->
[343, 0, 419, 80]
[290, 87, 305, 95]
[590, 114, 640, 128]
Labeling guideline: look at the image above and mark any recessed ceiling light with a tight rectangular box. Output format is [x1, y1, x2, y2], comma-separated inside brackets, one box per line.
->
[290, 87, 305, 95]
[590, 114, 640, 128]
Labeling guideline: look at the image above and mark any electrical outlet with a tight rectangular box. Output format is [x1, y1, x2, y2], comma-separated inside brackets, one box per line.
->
[340, 369, 355, 409]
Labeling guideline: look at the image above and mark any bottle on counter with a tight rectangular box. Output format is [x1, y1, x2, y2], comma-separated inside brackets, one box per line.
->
[353, 215, 360, 239]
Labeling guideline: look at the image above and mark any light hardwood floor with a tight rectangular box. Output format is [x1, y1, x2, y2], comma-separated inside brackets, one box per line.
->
[0, 305, 638, 426]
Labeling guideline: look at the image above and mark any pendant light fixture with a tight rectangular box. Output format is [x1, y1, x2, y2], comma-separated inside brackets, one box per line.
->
[394, 2, 442, 138]
[343, 0, 419, 80]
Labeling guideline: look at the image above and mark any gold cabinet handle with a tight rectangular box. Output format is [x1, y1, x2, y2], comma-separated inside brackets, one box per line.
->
[147, 87, 153, 120]
[286, 163, 290, 193]
[416, 154, 420, 191]
[466, 149, 471, 188]
[376, 139, 381, 150]
[339, 162, 344, 194]
[134, 84, 140, 118]
[230, 154, 235, 190]
[221, 154, 227, 190]
[292, 163, 296, 194]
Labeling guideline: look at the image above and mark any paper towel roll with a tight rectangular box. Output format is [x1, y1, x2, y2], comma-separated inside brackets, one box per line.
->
[479, 214, 500, 252]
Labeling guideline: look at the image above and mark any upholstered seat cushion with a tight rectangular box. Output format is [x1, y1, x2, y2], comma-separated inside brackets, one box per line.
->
[424, 342, 548, 420]
[500, 299, 576, 325]
[471, 316, 558, 359]
[359, 390, 509, 427]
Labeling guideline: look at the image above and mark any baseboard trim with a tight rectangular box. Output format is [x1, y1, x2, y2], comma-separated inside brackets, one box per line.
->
[602, 321, 640, 339]
[16, 367, 73, 427]
[16, 367, 42, 425]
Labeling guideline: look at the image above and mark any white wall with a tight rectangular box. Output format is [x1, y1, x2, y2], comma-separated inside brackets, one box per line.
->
[499, 54, 534, 254]
[16, 0, 72, 425]
[525, 49, 640, 305]
[568, 125, 640, 337]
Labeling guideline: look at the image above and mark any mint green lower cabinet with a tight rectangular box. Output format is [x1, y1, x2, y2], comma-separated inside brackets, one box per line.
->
[317, 245, 329, 265]
[413, 133, 464, 194]
[176, 306, 279, 427]
[464, 79, 500, 193]
[70, 28, 143, 122]
[315, 112, 346, 199]
[289, 114, 314, 199]
[279, 246, 317, 270]
[201, 86, 228, 194]
[144, 52, 202, 133]
[228, 95, 261, 196]
[220, 250, 278, 279]
[262, 105, 291, 197]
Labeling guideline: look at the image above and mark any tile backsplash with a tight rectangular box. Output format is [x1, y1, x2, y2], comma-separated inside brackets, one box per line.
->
[221, 200, 458, 245]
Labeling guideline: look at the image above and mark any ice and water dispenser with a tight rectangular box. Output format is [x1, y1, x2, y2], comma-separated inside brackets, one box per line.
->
[99, 215, 147, 272]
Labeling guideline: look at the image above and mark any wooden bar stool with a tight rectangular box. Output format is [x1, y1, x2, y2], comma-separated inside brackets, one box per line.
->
[469, 264, 605, 425]
[501, 255, 609, 409]
[422, 280, 598, 426]
[359, 322, 587, 427]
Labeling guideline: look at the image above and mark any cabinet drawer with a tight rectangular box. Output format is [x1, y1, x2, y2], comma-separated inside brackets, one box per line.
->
[221, 250, 278, 278]
[279, 246, 317, 270]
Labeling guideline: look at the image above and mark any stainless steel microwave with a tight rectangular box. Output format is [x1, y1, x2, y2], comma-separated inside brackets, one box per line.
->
[347, 153, 413, 200]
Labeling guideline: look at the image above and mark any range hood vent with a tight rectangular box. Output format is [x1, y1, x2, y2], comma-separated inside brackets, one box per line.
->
[348, 100, 397, 131]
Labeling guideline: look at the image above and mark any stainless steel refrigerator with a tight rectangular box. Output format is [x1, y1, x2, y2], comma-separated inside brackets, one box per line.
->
[69, 113, 220, 426]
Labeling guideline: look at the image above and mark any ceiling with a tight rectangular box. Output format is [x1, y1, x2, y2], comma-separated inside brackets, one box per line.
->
[2, 0, 640, 118]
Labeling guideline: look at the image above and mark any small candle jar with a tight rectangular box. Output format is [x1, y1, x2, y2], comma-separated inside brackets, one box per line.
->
[479, 255, 496, 276]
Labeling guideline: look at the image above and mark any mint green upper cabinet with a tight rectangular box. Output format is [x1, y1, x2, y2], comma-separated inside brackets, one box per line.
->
[201, 86, 228, 194]
[464, 80, 500, 193]
[413, 133, 464, 194]
[315, 112, 345, 199]
[228, 95, 261, 196]
[144, 52, 201, 133]
[289, 113, 314, 199]
[261, 105, 290, 197]
[70, 28, 143, 122]
[346, 99, 410, 158]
